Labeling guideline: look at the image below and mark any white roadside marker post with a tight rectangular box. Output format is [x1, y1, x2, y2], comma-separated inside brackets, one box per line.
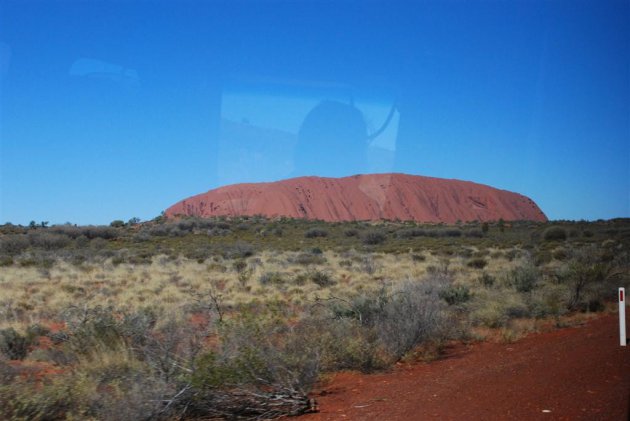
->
[620, 288, 626, 347]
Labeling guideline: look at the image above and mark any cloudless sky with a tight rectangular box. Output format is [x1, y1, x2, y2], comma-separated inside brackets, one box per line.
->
[0, 0, 628, 225]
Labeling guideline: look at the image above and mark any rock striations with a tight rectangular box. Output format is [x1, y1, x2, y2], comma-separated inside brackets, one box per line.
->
[165, 173, 547, 223]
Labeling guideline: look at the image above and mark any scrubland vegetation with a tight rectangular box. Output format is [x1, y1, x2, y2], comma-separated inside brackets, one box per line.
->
[0, 216, 628, 420]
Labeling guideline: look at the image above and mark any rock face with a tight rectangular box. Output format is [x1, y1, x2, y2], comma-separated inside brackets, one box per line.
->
[165, 173, 547, 223]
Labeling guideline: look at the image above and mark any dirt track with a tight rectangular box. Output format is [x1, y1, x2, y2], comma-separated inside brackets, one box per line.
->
[303, 315, 629, 420]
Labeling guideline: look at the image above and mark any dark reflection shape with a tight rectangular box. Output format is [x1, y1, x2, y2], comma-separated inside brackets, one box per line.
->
[295, 100, 368, 177]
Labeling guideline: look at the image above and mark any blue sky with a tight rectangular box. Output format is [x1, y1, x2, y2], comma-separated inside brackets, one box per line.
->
[1, 0, 628, 225]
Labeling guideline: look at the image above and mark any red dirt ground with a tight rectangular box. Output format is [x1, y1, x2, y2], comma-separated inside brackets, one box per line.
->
[303, 315, 629, 420]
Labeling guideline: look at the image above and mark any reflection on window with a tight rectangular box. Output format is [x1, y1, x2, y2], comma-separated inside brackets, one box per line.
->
[219, 77, 399, 184]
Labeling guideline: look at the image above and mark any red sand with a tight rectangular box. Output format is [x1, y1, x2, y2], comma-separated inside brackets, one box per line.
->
[165, 174, 546, 223]
[302, 315, 629, 420]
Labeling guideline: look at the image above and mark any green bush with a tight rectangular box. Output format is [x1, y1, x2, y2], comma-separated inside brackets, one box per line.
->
[411, 253, 426, 262]
[544, 226, 567, 241]
[477, 272, 496, 287]
[222, 241, 254, 259]
[505, 265, 539, 293]
[309, 270, 336, 287]
[0, 235, 29, 255]
[186, 312, 319, 418]
[292, 252, 327, 266]
[375, 278, 450, 361]
[471, 289, 529, 328]
[362, 230, 386, 245]
[259, 271, 285, 286]
[467, 258, 488, 269]
[534, 250, 553, 266]
[0, 328, 30, 360]
[304, 228, 328, 238]
[440, 285, 471, 305]
[0, 377, 74, 421]
[552, 247, 569, 261]
[0, 255, 13, 266]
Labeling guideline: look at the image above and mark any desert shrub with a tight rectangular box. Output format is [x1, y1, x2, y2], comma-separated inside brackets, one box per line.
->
[0, 360, 16, 384]
[293, 273, 309, 286]
[375, 278, 449, 361]
[82, 225, 119, 240]
[27, 232, 72, 250]
[464, 228, 484, 238]
[440, 285, 471, 305]
[184, 247, 213, 263]
[552, 247, 569, 261]
[304, 228, 328, 238]
[442, 228, 462, 238]
[48, 224, 82, 238]
[25, 324, 50, 341]
[473, 249, 490, 258]
[504, 248, 522, 261]
[344, 229, 359, 237]
[476, 272, 496, 287]
[490, 250, 504, 259]
[309, 270, 335, 287]
[528, 283, 570, 319]
[292, 252, 327, 266]
[467, 258, 488, 269]
[362, 230, 386, 245]
[110, 219, 125, 228]
[232, 259, 247, 273]
[559, 246, 621, 311]
[0, 343, 170, 421]
[148, 224, 171, 236]
[0, 235, 29, 255]
[259, 271, 285, 286]
[471, 289, 529, 328]
[3, 306, 319, 420]
[207, 227, 231, 236]
[543, 226, 567, 242]
[177, 219, 197, 232]
[0, 328, 30, 360]
[75, 345, 170, 421]
[328, 289, 388, 326]
[187, 313, 319, 418]
[294, 316, 386, 373]
[505, 264, 539, 293]
[0, 255, 13, 266]
[411, 253, 426, 262]
[0, 377, 75, 421]
[533, 250, 553, 266]
[62, 306, 125, 354]
[396, 228, 427, 238]
[360, 254, 379, 274]
[222, 241, 254, 259]
[132, 231, 151, 242]
[457, 248, 474, 258]
[426, 258, 451, 276]
[90, 237, 108, 250]
[328, 276, 451, 362]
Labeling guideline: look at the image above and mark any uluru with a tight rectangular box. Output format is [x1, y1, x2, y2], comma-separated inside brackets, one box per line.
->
[165, 173, 547, 223]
